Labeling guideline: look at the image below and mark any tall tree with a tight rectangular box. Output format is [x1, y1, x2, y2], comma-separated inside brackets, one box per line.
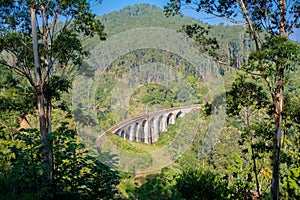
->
[165, 1, 300, 199]
[0, 0, 106, 191]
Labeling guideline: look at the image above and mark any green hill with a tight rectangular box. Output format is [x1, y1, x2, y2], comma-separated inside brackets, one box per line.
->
[85, 3, 255, 66]
[75, 3, 253, 142]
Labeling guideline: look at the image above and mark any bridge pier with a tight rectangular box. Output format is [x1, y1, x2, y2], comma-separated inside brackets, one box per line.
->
[141, 120, 149, 143]
[159, 115, 167, 132]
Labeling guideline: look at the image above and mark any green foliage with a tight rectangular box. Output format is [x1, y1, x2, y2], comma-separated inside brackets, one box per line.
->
[101, 133, 152, 172]
[44, 76, 71, 101]
[0, 0, 106, 37]
[154, 123, 179, 147]
[52, 127, 119, 200]
[0, 67, 36, 180]
[85, 4, 255, 70]
[98, 4, 194, 36]
[0, 67, 35, 116]
[107, 132, 148, 154]
[1, 2, 299, 200]
[135, 167, 181, 200]
[180, 24, 220, 58]
[130, 83, 176, 107]
[0, 0, 106, 80]
[132, 166, 253, 200]
[0, 127, 119, 200]
[226, 75, 269, 116]
[52, 29, 89, 68]
[93, 48, 208, 132]
[177, 167, 256, 199]
[176, 168, 231, 199]
[1, 0, 107, 194]
[280, 80, 300, 199]
[165, 0, 300, 37]
[245, 37, 300, 76]
[208, 126, 246, 175]
[282, 167, 300, 199]
[94, 74, 117, 130]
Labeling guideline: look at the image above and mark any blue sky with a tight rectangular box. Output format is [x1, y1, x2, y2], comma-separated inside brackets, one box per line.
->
[91, 0, 299, 41]
[91, 0, 237, 25]
[91, 0, 169, 15]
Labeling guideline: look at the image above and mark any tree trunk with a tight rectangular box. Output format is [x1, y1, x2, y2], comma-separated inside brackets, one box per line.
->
[46, 100, 52, 133]
[30, 7, 39, 86]
[271, 1, 286, 199]
[31, 5, 53, 195]
[250, 133, 260, 197]
[246, 108, 260, 197]
[37, 87, 52, 183]
[271, 67, 284, 200]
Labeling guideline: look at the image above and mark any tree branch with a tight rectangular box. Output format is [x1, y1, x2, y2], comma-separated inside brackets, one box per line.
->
[279, 0, 287, 37]
[287, 15, 299, 36]
[239, 0, 261, 50]
[0, 61, 36, 89]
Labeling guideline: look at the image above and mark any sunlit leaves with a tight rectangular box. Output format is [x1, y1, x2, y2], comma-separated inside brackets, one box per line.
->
[176, 168, 231, 199]
[130, 83, 176, 106]
[226, 75, 269, 116]
[74, 11, 106, 39]
[245, 37, 300, 76]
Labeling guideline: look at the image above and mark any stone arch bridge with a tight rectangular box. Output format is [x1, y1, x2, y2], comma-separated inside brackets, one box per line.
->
[104, 104, 201, 144]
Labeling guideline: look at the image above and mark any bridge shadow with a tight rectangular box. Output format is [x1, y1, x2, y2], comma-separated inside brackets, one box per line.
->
[96, 146, 120, 169]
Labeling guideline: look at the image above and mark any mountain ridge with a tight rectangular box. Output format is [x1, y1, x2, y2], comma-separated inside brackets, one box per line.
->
[84, 3, 255, 67]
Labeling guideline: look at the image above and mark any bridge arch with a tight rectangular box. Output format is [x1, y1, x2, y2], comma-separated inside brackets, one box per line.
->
[167, 112, 176, 125]
[176, 111, 183, 119]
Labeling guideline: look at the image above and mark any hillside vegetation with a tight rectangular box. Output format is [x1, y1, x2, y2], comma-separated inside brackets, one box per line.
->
[1, 3, 299, 200]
